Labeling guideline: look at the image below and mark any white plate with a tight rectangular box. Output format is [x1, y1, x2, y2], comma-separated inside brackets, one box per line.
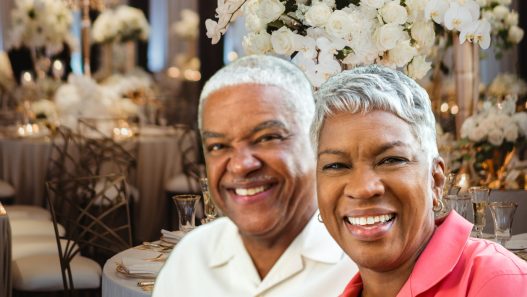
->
[506, 239, 527, 251]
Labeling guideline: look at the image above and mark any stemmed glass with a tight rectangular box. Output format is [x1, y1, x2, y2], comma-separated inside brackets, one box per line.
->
[172, 194, 201, 233]
[489, 201, 518, 246]
[469, 186, 490, 238]
[200, 177, 218, 223]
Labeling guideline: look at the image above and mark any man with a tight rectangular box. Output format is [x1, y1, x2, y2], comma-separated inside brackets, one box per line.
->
[153, 55, 357, 296]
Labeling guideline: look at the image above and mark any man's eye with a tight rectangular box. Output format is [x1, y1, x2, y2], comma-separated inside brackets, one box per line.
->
[207, 143, 225, 152]
[321, 162, 349, 171]
[378, 157, 408, 165]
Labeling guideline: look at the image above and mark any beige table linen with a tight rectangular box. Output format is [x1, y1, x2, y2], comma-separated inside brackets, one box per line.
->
[0, 127, 191, 242]
[0, 203, 12, 297]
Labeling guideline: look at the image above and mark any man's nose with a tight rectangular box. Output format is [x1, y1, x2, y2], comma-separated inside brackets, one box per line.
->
[226, 147, 262, 176]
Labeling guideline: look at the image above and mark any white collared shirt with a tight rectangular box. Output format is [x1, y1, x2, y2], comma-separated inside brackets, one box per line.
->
[153, 213, 358, 297]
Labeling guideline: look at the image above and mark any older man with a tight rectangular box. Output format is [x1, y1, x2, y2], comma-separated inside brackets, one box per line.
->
[153, 55, 357, 296]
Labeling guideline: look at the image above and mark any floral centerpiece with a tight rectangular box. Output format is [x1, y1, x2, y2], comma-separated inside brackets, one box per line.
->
[460, 97, 527, 189]
[205, 0, 491, 87]
[479, 0, 524, 57]
[487, 73, 527, 100]
[8, 0, 75, 56]
[92, 5, 150, 44]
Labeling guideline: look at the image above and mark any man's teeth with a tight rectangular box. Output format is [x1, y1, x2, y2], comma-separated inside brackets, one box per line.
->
[235, 186, 266, 196]
[347, 214, 394, 226]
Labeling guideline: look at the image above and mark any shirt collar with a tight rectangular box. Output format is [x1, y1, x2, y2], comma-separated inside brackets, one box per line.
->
[208, 210, 346, 267]
[403, 211, 473, 294]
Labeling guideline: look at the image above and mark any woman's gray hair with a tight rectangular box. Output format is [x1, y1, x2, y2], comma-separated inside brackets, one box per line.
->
[311, 64, 438, 162]
[198, 55, 315, 133]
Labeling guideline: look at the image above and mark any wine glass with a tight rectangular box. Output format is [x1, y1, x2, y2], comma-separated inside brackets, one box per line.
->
[200, 177, 218, 223]
[172, 194, 201, 233]
[489, 201, 518, 246]
[469, 186, 490, 238]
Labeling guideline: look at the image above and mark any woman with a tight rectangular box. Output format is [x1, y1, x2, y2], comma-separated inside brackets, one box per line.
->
[311, 65, 527, 297]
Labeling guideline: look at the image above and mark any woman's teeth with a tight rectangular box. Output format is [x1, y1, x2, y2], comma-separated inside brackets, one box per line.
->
[234, 186, 266, 196]
[347, 214, 394, 226]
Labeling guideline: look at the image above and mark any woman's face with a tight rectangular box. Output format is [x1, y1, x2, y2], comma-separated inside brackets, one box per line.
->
[316, 110, 444, 272]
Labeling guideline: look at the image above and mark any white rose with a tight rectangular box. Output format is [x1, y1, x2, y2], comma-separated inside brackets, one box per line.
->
[512, 112, 527, 136]
[503, 124, 519, 142]
[373, 23, 408, 51]
[256, 0, 286, 23]
[493, 5, 509, 21]
[380, 1, 408, 25]
[460, 117, 477, 139]
[469, 125, 487, 142]
[475, 0, 488, 6]
[406, 0, 428, 22]
[488, 128, 505, 146]
[497, 0, 512, 6]
[411, 21, 435, 51]
[325, 10, 354, 38]
[406, 55, 431, 79]
[270, 27, 298, 55]
[305, 3, 332, 27]
[361, 0, 385, 9]
[388, 40, 417, 67]
[505, 11, 519, 27]
[245, 14, 265, 32]
[508, 26, 524, 44]
[243, 31, 272, 54]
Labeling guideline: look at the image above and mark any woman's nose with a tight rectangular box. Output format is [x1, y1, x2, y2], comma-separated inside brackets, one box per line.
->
[344, 168, 385, 199]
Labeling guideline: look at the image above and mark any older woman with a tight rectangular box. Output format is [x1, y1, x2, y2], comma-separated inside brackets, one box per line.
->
[311, 65, 527, 297]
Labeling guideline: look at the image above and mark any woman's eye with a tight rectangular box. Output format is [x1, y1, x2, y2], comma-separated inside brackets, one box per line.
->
[378, 157, 408, 165]
[321, 162, 349, 171]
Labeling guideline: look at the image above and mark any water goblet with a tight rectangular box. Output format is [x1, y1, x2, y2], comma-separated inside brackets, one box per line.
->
[199, 178, 218, 224]
[172, 194, 201, 233]
[469, 186, 490, 238]
[443, 194, 472, 221]
[489, 201, 518, 247]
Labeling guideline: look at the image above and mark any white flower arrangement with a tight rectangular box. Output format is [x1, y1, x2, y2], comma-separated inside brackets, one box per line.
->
[460, 97, 527, 146]
[92, 5, 150, 44]
[8, 0, 75, 56]
[206, 0, 491, 87]
[172, 9, 200, 41]
[478, 0, 524, 56]
[487, 73, 527, 100]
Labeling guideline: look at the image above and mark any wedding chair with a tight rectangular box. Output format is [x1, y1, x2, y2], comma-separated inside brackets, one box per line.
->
[0, 203, 12, 297]
[0, 179, 15, 205]
[13, 174, 133, 297]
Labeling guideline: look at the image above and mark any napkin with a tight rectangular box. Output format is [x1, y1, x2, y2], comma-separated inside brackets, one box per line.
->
[121, 257, 163, 275]
[161, 229, 185, 243]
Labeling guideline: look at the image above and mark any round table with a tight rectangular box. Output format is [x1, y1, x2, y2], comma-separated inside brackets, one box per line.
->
[102, 247, 163, 297]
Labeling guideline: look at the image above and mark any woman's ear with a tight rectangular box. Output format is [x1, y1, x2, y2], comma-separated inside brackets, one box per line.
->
[432, 157, 446, 201]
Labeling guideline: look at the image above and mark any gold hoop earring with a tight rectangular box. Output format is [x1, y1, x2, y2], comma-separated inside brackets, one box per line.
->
[433, 198, 444, 213]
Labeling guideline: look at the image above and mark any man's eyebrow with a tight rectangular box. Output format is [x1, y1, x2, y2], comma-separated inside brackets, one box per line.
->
[201, 120, 288, 141]
[318, 149, 347, 158]
[250, 120, 287, 134]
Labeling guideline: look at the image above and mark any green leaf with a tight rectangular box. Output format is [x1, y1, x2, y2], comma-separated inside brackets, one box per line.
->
[336, 46, 353, 60]
[284, 0, 298, 13]
[266, 20, 286, 34]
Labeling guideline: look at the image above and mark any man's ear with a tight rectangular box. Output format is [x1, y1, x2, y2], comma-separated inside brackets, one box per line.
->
[432, 157, 446, 201]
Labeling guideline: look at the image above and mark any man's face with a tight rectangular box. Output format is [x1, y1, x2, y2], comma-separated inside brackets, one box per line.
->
[201, 83, 316, 240]
[316, 111, 444, 271]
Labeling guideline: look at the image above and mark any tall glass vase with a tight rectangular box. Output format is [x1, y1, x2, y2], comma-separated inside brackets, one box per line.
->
[453, 34, 480, 138]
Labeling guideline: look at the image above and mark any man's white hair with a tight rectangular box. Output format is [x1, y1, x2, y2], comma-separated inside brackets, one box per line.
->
[198, 55, 315, 133]
[311, 64, 439, 163]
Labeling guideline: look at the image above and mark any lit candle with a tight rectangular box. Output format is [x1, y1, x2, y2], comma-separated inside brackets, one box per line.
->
[52, 60, 64, 80]
[21, 71, 34, 86]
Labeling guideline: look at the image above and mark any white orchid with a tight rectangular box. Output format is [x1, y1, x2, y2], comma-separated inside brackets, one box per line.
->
[460, 19, 492, 49]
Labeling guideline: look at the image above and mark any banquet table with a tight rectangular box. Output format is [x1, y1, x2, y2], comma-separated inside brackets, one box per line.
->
[0, 126, 195, 242]
[102, 246, 162, 297]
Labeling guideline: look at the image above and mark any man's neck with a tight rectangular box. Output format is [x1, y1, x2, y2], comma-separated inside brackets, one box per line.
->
[241, 210, 314, 279]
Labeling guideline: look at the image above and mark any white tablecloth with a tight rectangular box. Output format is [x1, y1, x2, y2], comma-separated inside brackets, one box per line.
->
[0, 126, 193, 242]
[102, 247, 161, 297]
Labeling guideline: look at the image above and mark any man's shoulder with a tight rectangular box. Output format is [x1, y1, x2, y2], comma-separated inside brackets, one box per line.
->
[173, 217, 236, 252]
